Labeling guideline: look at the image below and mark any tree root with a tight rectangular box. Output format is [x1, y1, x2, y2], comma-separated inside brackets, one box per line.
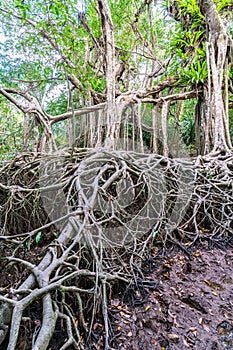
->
[0, 148, 232, 349]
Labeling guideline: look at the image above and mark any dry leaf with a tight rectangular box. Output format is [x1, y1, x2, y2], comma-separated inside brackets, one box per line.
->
[203, 324, 210, 332]
[18, 341, 26, 349]
[189, 327, 197, 332]
[168, 333, 179, 340]
[120, 311, 131, 318]
[93, 322, 103, 330]
[168, 310, 176, 318]
[111, 299, 120, 307]
[204, 279, 211, 286]
[163, 263, 171, 268]
[183, 338, 190, 347]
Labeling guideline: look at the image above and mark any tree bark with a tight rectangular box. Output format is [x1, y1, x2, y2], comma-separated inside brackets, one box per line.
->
[199, 0, 232, 153]
[97, 0, 117, 148]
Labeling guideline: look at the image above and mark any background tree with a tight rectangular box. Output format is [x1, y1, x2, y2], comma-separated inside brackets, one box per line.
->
[0, 0, 231, 157]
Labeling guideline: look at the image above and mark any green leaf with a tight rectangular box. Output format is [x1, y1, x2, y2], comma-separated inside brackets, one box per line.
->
[35, 231, 42, 244]
[152, 230, 158, 238]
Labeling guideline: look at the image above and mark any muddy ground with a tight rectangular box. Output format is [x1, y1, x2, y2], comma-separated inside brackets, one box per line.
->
[1, 244, 233, 349]
[109, 247, 233, 350]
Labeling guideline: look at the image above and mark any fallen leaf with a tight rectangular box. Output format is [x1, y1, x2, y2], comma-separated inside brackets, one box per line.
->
[189, 327, 197, 332]
[163, 263, 171, 268]
[120, 311, 131, 318]
[203, 324, 210, 332]
[183, 338, 190, 347]
[111, 299, 120, 307]
[93, 322, 103, 330]
[18, 341, 26, 348]
[168, 310, 176, 318]
[145, 305, 150, 311]
[168, 333, 179, 341]
[117, 326, 121, 331]
[204, 279, 211, 286]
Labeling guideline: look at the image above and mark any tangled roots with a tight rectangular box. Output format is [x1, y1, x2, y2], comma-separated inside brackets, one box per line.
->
[0, 148, 232, 349]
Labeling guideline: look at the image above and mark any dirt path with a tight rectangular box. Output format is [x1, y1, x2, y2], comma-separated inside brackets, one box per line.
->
[1, 244, 233, 349]
[111, 247, 233, 350]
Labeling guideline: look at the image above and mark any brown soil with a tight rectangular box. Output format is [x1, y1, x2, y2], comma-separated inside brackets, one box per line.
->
[110, 247, 233, 350]
[1, 242, 233, 349]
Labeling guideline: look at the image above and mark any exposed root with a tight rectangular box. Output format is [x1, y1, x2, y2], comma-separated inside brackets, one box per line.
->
[0, 148, 232, 349]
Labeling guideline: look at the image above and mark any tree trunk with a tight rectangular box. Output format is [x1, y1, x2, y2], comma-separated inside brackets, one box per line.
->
[199, 0, 232, 154]
[97, 0, 117, 148]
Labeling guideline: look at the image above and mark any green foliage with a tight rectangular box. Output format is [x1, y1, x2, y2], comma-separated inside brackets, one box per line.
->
[0, 97, 24, 163]
[165, 0, 207, 80]
[179, 99, 196, 145]
[52, 121, 70, 147]
[0, 0, 232, 160]
[171, 29, 205, 55]
[176, 0, 205, 26]
[45, 90, 68, 116]
[179, 60, 208, 86]
[89, 76, 106, 93]
[216, 0, 233, 12]
[35, 231, 42, 244]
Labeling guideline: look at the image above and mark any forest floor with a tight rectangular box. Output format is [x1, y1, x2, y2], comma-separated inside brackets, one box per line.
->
[1, 241, 233, 350]
[110, 245, 233, 350]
